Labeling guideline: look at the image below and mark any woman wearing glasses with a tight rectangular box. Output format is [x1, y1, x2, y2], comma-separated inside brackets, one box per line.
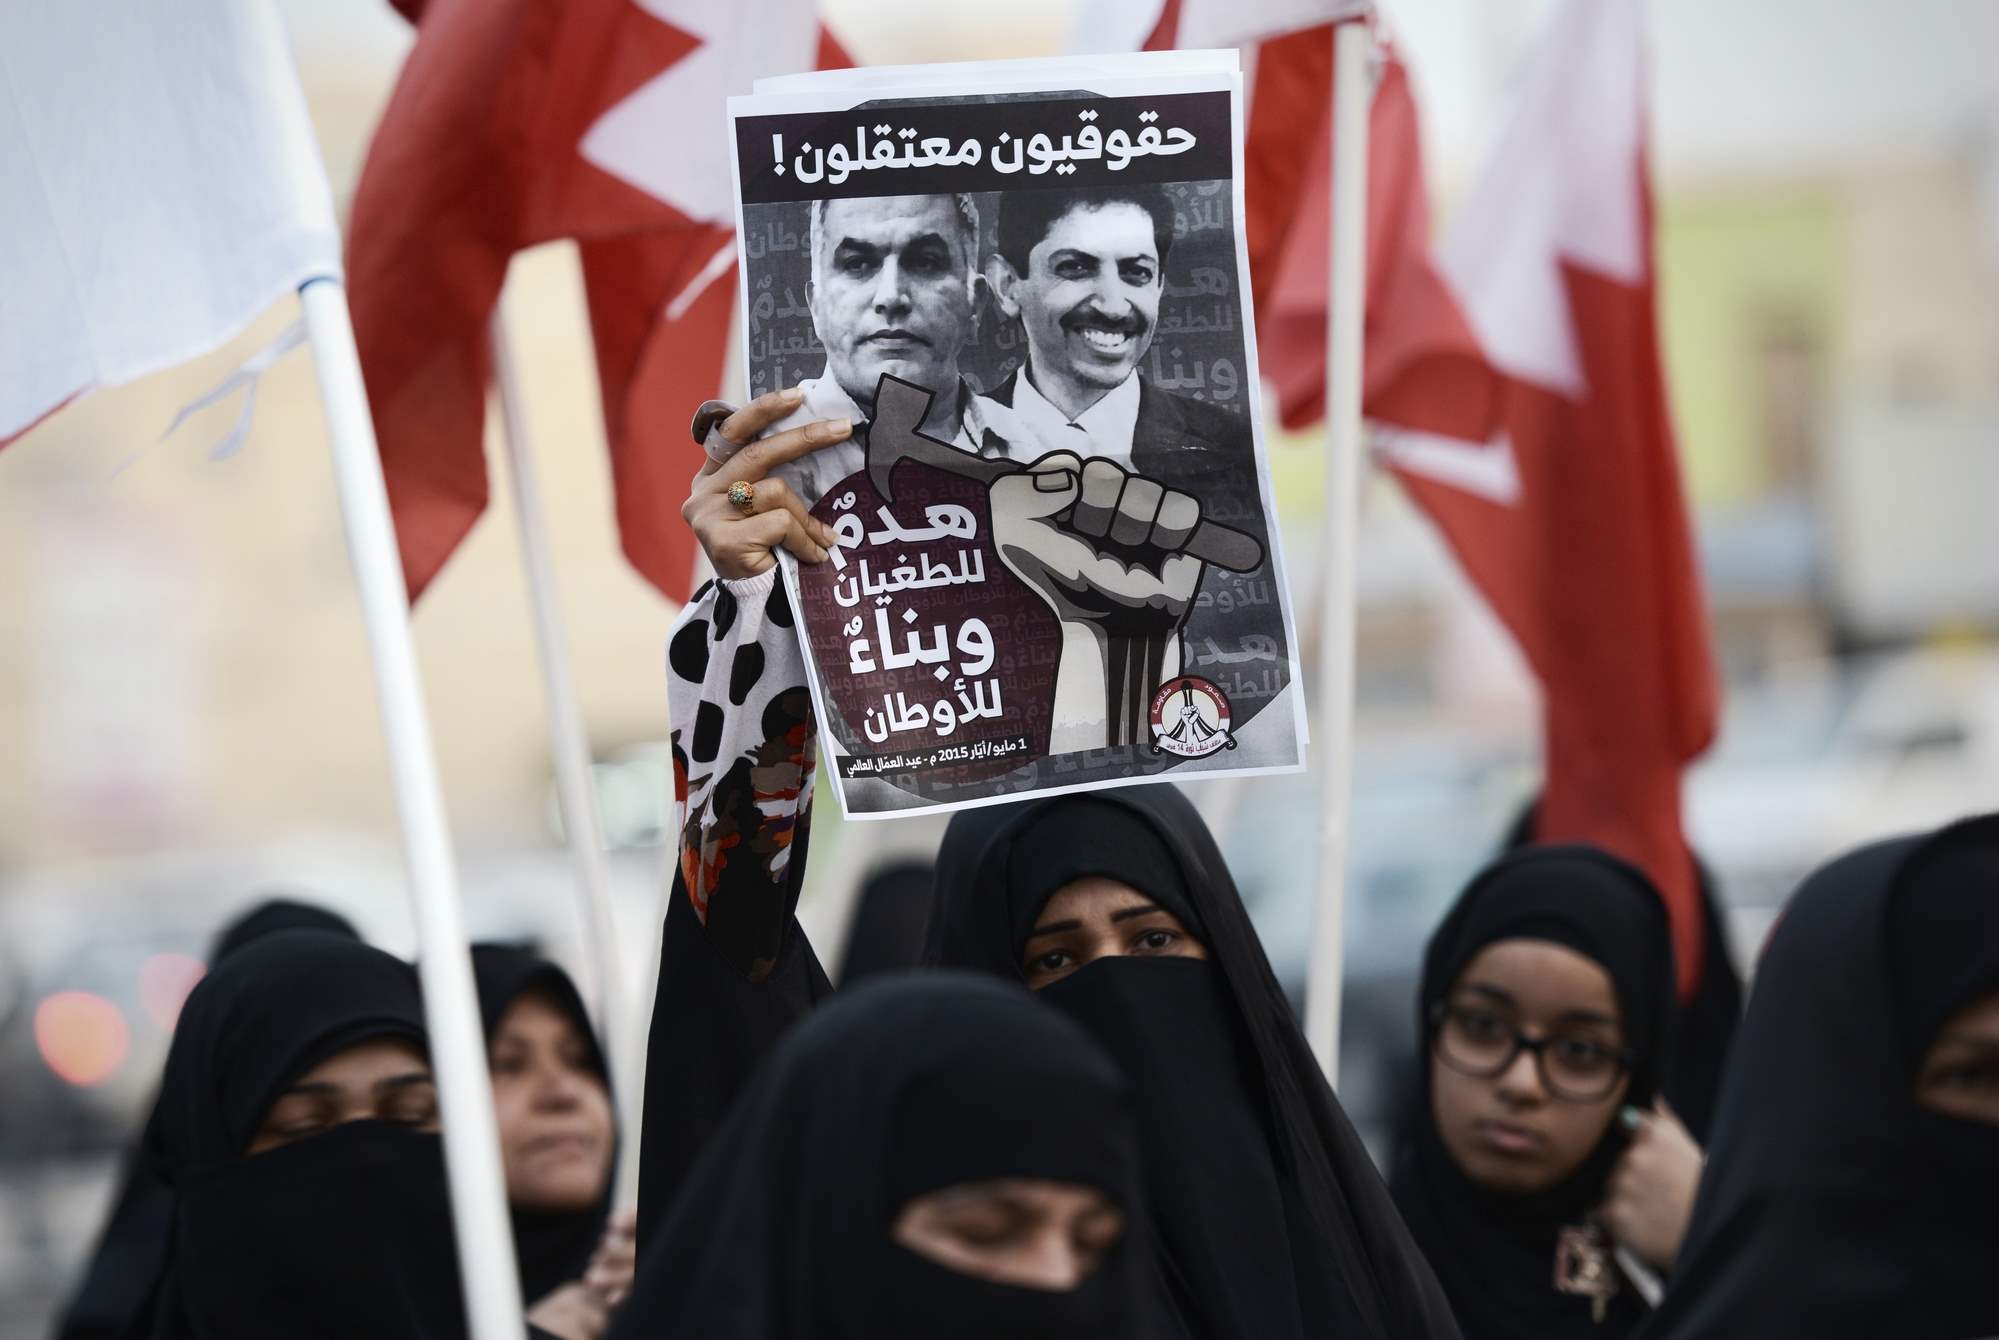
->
[1391, 846, 1703, 1338]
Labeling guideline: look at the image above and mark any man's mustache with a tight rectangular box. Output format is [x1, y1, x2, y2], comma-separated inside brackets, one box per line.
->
[1059, 306, 1147, 336]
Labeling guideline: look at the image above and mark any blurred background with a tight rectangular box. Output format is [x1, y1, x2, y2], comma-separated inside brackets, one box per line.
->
[4, 0, 1997, 1332]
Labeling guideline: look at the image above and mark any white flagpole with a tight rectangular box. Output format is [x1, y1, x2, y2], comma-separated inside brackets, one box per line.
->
[486, 301, 642, 1208]
[1302, 16, 1372, 1079]
[299, 276, 527, 1340]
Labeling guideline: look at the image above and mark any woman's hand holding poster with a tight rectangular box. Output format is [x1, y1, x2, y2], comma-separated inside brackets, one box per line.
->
[728, 51, 1306, 816]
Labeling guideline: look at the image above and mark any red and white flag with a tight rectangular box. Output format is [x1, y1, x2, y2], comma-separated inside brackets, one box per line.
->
[0, 0, 340, 445]
[349, 0, 848, 605]
[1371, 0, 1719, 995]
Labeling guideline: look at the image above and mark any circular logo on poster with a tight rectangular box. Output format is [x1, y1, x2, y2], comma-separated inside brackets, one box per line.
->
[1148, 676, 1236, 758]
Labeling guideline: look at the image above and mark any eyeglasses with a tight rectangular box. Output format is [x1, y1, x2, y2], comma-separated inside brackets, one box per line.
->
[1429, 1000, 1632, 1103]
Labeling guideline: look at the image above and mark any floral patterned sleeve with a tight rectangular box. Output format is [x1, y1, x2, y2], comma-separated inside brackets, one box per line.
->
[664, 565, 816, 980]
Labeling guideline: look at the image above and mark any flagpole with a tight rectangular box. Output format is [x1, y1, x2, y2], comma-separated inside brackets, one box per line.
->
[1302, 16, 1372, 1080]
[299, 277, 527, 1340]
[487, 301, 644, 1208]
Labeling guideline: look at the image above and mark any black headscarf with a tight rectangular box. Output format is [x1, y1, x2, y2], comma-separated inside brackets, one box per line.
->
[209, 897, 360, 960]
[608, 970, 1150, 1340]
[142, 929, 466, 1339]
[1391, 846, 1675, 1339]
[57, 899, 362, 1340]
[471, 944, 614, 1305]
[925, 786, 1462, 1340]
[1636, 815, 1999, 1340]
[1503, 799, 1742, 1140]
[836, 860, 935, 983]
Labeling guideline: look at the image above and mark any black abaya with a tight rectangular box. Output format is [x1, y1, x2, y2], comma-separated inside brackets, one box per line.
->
[926, 786, 1463, 1340]
[470, 944, 614, 1306]
[610, 971, 1152, 1340]
[141, 928, 466, 1339]
[1636, 815, 1999, 1339]
[1390, 845, 1675, 1339]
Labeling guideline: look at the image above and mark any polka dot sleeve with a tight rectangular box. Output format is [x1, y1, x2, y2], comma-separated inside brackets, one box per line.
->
[663, 567, 817, 977]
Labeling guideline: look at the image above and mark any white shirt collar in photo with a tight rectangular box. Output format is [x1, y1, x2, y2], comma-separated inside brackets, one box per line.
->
[797, 373, 982, 453]
[1004, 364, 1141, 467]
[769, 373, 983, 507]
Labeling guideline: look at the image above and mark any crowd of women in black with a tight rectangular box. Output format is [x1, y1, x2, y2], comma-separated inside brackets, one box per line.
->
[55, 389, 1999, 1338]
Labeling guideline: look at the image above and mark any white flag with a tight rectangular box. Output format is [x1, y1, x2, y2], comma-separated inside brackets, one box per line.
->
[0, 0, 340, 441]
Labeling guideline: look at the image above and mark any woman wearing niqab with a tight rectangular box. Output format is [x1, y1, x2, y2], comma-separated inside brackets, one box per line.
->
[1637, 814, 1999, 1339]
[139, 928, 466, 1339]
[57, 898, 361, 1340]
[925, 787, 1462, 1340]
[611, 971, 1153, 1339]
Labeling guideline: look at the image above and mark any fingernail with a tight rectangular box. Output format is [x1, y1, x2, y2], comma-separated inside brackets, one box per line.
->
[1033, 470, 1074, 493]
[784, 386, 805, 403]
[1619, 1105, 1644, 1132]
[833, 416, 852, 436]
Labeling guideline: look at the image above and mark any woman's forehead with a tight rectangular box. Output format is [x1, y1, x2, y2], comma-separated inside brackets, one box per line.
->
[1038, 876, 1156, 922]
[496, 989, 583, 1039]
[291, 1035, 428, 1089]
[1455, 938, 1620, 1020]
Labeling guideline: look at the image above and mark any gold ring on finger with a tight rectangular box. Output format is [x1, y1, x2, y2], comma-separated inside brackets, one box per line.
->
[727, 480, 756, 516]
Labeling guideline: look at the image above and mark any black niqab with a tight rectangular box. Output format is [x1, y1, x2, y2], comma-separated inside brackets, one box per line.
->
[607, 971, 1149, 1340]
[143, 929, 465, 1339]
[1392, 846, 1674, 1339]
[925, 786, 1461, 1340]
[58, 899, 362, 1340]
[471, 944, 614, 1305]
[1636, 815, 1999, 1339]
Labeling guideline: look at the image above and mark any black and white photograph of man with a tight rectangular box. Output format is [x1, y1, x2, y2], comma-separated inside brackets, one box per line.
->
[981, 183, 1252, 474]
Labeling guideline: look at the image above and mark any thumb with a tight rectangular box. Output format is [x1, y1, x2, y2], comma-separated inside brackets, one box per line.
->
[992, 451, 1082, 522]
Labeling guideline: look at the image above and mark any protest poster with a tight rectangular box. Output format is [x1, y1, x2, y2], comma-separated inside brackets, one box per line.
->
[728, 51, 1306, 816]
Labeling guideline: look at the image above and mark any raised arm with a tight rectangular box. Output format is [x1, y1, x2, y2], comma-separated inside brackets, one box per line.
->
[637, 391, 854, 1238]
[666, 387, 850, 973]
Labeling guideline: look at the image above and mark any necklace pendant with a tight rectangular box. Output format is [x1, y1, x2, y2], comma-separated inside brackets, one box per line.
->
[1554, 1222, 1619, 1322]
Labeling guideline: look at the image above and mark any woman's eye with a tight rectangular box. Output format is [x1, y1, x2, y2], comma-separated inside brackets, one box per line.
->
[1074, 1213, 1124, 1255]
[1030, 951, 1073, 974]
[944, 1216, 1017, 1247]
[1554, 1039, 1612, 1070]
[386, 1087, 440, 1126]
[1932, 1064, 1999, 1090]
[1457, 1009, 1508, 1040]
[1133, 929, 1177, 953]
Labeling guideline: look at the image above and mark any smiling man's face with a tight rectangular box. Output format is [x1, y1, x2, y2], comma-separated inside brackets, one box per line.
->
[1002, 200, 1162, 415]
[809, 194, 974, 408]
